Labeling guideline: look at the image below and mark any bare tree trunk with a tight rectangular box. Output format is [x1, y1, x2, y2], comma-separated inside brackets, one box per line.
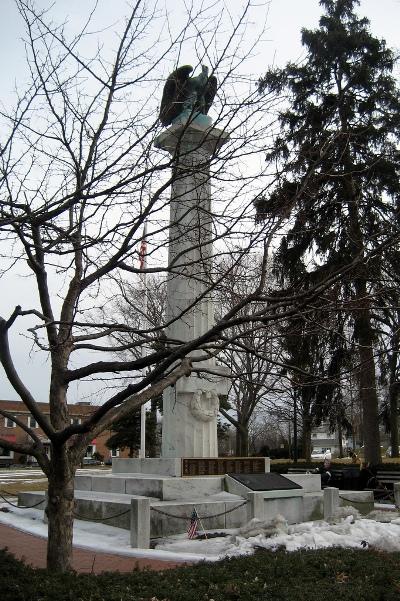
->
[302, 415, 312, 462]
[235, 422, 249, 456]
[389, 379, 399, 458]
[337, 422, 343, 458]
[293, 395, 298, 463]
[46, 447, 75, 572]
[355, 279, 381, 465]
[388, 336, 399, 458]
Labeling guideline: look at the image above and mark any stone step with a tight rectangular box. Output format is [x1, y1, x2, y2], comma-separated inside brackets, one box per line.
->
[19, 489, 247, 536]
[75, 473, 225, 501]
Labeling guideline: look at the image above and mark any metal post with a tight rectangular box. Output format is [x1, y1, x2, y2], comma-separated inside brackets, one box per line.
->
[139, 223, 148, 459]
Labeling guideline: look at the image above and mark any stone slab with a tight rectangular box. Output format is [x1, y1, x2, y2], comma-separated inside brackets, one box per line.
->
[339, 490, 374, 515]
[264, 496, 304, 524]
[229, 472, 302, 491]
[112, 458, 181, 477]
[303, 492, 324, 521]
[162, 476, 223, 501]
[284, 473, 321, 493]
[75, 473, 225, 500]
[225, 474, 250, 497]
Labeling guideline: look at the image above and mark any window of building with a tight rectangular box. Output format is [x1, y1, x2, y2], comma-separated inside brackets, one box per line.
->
[0, 446, 13, 458]
[110, 448, 120, 458]
[5, 417, 16, 428]
[85, 445, 95, 458]
[70, 417, 81, 425]
[29, 416, 38, 428]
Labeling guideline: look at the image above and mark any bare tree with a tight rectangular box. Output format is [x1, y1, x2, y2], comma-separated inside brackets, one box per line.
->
[215, 256, 284, 456]
[1, 1, 398, 572]
[0, 0, 280, 571]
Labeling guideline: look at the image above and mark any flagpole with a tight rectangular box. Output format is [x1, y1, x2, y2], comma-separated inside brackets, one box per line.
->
[194, 505, 208, 540]
[139, 223, 148, 459]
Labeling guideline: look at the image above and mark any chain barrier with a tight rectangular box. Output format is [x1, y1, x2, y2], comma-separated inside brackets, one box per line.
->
[73, 508, 131, 522]
[150, 500, 247, 521]
[0, 490, 45, 509]
[338, 494, 378, 505]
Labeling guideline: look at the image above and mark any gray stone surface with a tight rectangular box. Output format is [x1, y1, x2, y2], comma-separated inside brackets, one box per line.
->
[131, 498, 150, 548]
[156, 123, 230, 459]
[324, 487, 340, 520]
[394, 482, 400, 508]
[112, 458, 182, 476]
[225, 474, 250, 497]
[303, 492, 324, 521]
[339, 490, 374, 515]
[162, 476, 223, 500]
[19, 491, 46, 510]
[125, 478, 163, 498]
[284, 473, 321, 493]
[264, 496, 304, 524]
[91, 476, 126, 494]
[246, 492, 265, 521]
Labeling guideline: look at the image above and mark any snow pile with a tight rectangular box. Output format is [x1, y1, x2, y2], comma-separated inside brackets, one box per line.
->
[237, 515, 288, 538]
[2, 502, 400, 563]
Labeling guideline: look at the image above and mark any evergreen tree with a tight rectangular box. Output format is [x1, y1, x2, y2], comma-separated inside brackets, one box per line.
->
[106, 402, 161, 457]
[258, 0, 400, 464]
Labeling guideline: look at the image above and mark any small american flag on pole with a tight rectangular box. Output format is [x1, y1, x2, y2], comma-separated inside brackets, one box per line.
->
[187, 508, 199, 539]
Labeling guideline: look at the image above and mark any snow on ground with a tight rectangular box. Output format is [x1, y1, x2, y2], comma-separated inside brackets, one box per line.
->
[2, 502, 400, 563]
[0, 467, 108, 486]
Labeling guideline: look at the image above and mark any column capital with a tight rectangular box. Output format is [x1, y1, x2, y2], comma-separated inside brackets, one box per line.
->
[154, 121, 230, 157]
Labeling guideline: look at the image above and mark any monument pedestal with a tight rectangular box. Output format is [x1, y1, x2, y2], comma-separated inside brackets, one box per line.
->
[111, 456, 271, 478]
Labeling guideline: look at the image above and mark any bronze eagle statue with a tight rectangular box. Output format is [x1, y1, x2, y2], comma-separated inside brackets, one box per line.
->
[159, 65, 217, 127]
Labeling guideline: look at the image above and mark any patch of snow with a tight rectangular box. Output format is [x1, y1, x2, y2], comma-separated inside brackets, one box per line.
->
[2, 502, 400, 563]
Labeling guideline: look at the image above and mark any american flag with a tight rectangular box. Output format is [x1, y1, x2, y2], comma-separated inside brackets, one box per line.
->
[187, 508, 199, 539]
[138, 227, 147, 270]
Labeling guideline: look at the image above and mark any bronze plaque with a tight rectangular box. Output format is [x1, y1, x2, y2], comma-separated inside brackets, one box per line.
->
[181, 457, 265, 477]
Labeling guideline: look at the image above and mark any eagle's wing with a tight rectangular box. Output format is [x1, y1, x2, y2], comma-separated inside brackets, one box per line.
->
[159, 65, 193, 126]
[204, 75, 217, 114]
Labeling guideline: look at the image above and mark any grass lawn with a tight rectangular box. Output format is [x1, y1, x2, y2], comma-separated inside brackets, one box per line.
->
[0, 481, 47, 495]
[1, 547, 400, 600]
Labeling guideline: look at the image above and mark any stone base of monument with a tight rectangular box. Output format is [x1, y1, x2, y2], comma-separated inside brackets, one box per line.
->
[19, 462, 374, 550]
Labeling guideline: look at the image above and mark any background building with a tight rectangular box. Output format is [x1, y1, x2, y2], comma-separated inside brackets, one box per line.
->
[0, 399, 128, 465]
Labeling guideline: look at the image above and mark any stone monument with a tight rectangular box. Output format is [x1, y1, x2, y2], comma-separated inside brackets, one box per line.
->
[155, 64, 229, 458]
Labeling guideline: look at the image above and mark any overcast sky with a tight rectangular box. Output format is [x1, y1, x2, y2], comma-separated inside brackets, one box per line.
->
[0, 0, 399, 402]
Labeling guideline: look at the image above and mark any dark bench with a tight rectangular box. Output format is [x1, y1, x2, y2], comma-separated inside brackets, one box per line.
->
[375, 470, 400, 487]
[287, 466, 359, 490]
[362, 470, 400, 502]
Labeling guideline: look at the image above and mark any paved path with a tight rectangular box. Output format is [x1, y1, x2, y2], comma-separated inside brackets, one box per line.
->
[0, 523, 186, 574]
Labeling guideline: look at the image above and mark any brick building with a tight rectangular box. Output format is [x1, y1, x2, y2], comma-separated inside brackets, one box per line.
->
[0, 399, 128, 465]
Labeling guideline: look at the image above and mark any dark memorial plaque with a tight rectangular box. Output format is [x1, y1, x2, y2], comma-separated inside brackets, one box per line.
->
[181, 457, 265, 477]
[228, 472, 302, 491]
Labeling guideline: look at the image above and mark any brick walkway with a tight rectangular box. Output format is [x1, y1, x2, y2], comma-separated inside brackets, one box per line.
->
[0, 523, 188, 574]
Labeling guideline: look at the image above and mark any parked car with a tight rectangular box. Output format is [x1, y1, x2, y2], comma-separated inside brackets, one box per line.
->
[385, 446, 400, 457]
[311, 448, 331, 460]
[82, 457, 102, 465]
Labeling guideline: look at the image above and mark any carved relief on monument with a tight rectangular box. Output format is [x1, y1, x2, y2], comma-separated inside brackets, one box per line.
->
[189, 389, 219, 422]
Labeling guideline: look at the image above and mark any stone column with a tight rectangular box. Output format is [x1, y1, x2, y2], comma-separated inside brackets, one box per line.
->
[130, 498, 150, 548]
[323, 487, 339, 521]
[394, 482, 400, 508]
[155, 121, 229, 458]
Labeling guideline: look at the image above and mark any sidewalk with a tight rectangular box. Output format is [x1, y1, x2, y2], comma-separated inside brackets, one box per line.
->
[0, 523, 186, 573]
